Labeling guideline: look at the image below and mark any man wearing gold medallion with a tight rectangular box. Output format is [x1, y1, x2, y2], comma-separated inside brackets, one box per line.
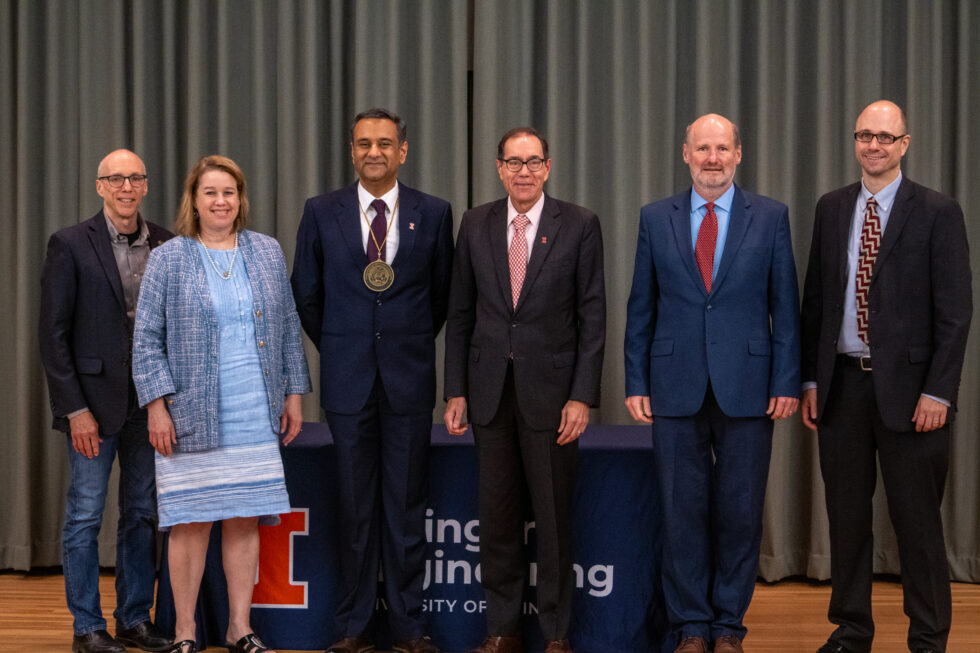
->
[292, 108, 455, 653]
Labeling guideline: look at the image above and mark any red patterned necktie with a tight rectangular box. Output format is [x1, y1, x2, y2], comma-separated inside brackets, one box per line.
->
[509, 214, 530, 308]
[695, 202, 718, 293]
[856, 197, 881, 344]
[367, 198, 387, 262]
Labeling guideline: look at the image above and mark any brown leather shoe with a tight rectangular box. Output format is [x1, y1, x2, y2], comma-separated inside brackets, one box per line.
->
[467, 636, 523, 653]
[674, 637, 709, 653]
[393, 635, 440, 653]
[544, 639, 572, 653]
[324, 636, 375, 653]
[714, 635, 744, 653]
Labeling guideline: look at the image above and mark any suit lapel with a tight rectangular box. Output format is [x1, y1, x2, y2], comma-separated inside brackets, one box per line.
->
[668, 192, 705, 296]
[87, 213, 126, 311]
[836, 183, 862, 296]
[392, 183, 419, 270]
[487, 200, 513, 311]
[336, 184, 368, 268]
[873, 178, 914, 281]
[515, 196, 562, 312]
[712, 186, 751, 295]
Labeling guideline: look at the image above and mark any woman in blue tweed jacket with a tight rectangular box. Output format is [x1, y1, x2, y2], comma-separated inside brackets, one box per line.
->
[133, 155, 310, 653]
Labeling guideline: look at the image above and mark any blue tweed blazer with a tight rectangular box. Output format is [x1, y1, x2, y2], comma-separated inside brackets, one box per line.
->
[133, 229, 311, 452]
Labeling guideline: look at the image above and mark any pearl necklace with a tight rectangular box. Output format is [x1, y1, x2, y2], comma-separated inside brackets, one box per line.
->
[197, 231, 238, 280]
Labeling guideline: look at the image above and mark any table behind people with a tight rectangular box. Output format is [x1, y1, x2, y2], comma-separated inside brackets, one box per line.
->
[155, 423, 669, 653]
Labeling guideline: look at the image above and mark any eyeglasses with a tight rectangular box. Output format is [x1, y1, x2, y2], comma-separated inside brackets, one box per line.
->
[854, 131, 906, 145]
[97, 174, 148, 188]
[498, 157, 547, 172]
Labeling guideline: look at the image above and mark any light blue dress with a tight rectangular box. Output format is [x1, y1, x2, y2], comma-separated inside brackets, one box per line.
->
[155, 243, 290, 528]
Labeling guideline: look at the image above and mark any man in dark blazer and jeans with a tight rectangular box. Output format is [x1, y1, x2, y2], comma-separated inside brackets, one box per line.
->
[292, 108, 454, 653]
[39, 149, 173, 653]
[801, 100, 972, 653]
[444, 126, 606, 653]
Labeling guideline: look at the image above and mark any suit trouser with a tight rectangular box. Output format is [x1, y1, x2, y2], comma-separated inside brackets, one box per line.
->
[818, 359, 951, 653]
[472, 363, 578, 640]
[325, 374, 433, 641]
[652, 385, 773, 644]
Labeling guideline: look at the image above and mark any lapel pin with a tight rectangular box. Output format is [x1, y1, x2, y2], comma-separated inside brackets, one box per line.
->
[409, 222, 415, 230]
[541, 236, 547, 244]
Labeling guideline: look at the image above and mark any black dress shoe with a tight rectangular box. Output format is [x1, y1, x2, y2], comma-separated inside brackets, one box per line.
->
[73, 630, 125, 653]
[816, 642, 853, 653]
[116, 621, 174, 652]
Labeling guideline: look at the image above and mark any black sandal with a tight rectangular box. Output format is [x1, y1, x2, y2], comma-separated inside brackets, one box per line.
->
[226, 632, 272, 653]
[169, 641, 197, 653]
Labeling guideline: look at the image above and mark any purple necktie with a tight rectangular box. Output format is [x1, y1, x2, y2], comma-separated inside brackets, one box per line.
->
[367, 199, 387, 262]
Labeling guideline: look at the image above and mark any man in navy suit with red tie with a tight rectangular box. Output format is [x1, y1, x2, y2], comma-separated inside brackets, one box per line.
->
[624, 114, 801, 653]
[291, 108, 454, 653]
[802, 100, 972, 653]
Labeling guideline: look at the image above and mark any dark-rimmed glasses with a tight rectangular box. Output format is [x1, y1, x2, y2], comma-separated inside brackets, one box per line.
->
[498, 157, 547, 172]
[854, 131, 906, 145]
[97, 174, 148, 188]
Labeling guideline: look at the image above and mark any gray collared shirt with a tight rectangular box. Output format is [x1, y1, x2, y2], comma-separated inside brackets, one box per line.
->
[104, 213, 151, 335]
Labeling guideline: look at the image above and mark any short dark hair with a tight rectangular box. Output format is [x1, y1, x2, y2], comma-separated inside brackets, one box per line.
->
[350, 107, 407, 143]
[497, 126, 549, 160]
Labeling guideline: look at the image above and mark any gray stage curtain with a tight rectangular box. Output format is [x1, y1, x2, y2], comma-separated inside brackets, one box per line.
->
[2, 0, 977, 585]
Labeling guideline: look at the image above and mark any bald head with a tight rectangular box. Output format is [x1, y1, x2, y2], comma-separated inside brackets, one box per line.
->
[682, 113, 742, 201]
[853, 100, 910, 192]
[685, 114, 741, 149]
[95, 149, 148, 232]
[855, 100, 907, 135]
[97, 149, 145, 178]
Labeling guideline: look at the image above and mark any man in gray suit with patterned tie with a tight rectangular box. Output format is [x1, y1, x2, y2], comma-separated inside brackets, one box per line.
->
[801, 100, 972, 653]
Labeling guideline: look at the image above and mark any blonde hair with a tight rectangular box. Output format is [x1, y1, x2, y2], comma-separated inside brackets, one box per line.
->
[174, 155, 250, 237]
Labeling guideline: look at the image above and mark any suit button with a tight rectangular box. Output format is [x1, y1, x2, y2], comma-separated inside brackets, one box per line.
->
[706, 305, 712, 310]
[167, 399, 174, 405]
[259, 340, 265, 347]
[265, 369, 270, 376]
[255, 309, 262, 317]
[376, 299, 382, 306]
[375, 332, 382, 339]
[511, 322, 517, 328]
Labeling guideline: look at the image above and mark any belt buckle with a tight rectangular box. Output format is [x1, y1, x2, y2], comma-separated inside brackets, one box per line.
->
[859, 356, 872, 371]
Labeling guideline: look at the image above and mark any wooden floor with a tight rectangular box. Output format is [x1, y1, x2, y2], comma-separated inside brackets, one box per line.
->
[1, 573, 978, 652]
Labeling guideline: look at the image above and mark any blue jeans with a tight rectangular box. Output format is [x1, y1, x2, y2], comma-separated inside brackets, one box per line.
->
[63, 411, 158, 635]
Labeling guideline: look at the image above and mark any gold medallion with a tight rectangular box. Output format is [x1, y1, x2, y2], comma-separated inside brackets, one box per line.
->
[363, 260, 395, 292]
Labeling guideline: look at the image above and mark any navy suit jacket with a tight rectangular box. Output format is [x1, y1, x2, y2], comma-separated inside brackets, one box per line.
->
[625, 185, 801, 417]
[801, 178, 972, 432]
[39, 211, 173, 434]
[291, 181, 454, 415]
[444, 195, 606, 431]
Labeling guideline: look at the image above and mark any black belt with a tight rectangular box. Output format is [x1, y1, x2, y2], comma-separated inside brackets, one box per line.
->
[837, 354, 872, 371]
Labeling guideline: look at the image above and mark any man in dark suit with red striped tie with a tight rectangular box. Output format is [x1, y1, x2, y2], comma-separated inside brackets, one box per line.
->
[444, 127, 606, 653]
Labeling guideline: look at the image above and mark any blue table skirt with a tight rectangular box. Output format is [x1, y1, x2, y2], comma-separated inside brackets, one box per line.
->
[156, 424, 669, 652]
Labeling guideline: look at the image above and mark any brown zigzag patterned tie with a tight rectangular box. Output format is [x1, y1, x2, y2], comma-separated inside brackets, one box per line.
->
[856, 197, 881, 344]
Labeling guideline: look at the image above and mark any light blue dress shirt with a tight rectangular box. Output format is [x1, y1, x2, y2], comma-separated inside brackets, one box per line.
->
[690, 183, 735, 281]
[838, 173, 901, 356]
